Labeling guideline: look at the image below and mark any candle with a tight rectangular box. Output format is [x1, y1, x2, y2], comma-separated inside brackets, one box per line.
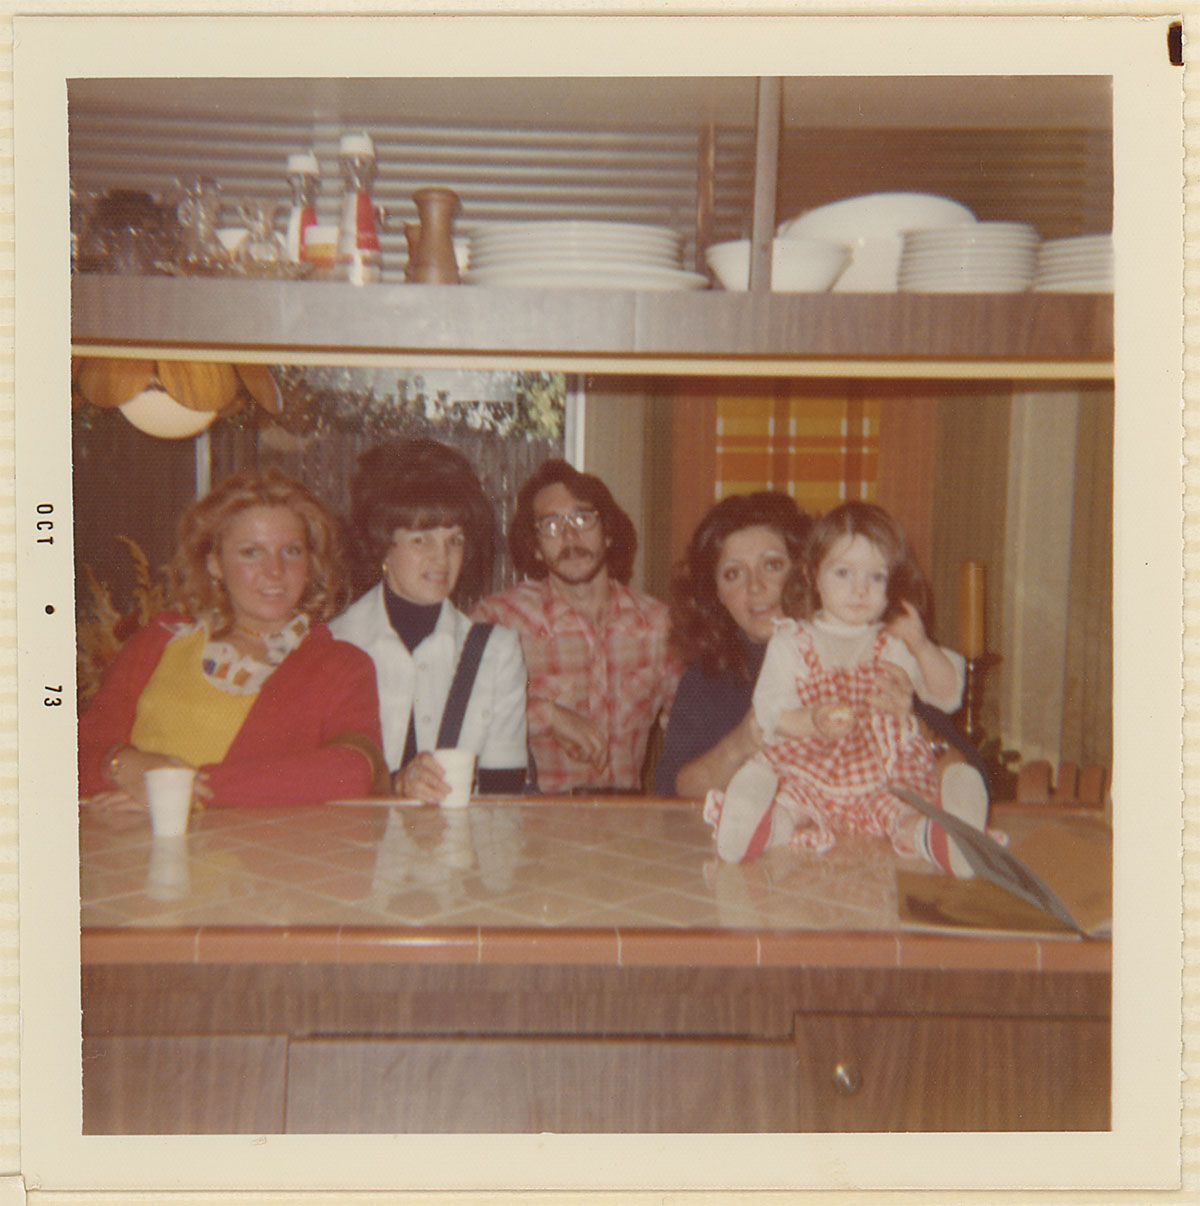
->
[959, 560, 986, 660]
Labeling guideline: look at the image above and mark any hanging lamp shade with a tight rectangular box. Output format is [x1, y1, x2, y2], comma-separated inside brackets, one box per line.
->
[118, 387, 219, 439]
[155, 361, 242, 412]
[231, 362, 284, 416]
[72, 356, 157, 409]
[71, 356, 285, 434]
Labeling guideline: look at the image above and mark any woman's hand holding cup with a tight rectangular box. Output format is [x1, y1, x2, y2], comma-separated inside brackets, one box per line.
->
[393, 751, 452, 803]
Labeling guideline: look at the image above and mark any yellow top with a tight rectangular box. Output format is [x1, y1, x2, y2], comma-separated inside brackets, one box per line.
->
[131, 628, 258, 767]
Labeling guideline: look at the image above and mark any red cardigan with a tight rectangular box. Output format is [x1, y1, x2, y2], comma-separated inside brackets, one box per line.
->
[78, 611, 384, 807]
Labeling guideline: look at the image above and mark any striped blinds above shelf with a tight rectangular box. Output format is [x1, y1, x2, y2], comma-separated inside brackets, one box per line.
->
[68, 107, 756, 281]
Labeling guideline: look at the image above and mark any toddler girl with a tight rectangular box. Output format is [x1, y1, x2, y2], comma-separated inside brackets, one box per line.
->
[707, 500, 988, 871]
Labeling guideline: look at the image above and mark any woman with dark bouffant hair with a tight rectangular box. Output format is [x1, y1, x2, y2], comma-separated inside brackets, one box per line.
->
[78, 468, 387, 812]
[345, 440, 496, 604]
[332, 440, 528, 801]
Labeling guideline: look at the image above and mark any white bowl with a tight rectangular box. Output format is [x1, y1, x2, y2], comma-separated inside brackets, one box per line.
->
[777, 192, 976, 241]
[705, 238, 849, 292]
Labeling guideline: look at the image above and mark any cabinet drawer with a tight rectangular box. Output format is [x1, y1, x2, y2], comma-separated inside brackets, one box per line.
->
[791, 1013, 1110, 1131]
[285, 1034, 803, 1133]
[82, 1034, 288, 1134]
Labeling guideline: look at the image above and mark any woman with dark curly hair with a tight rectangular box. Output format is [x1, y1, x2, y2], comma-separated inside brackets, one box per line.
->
[655, 492, 814, 798]
[78, 468, 387, 811]
[331, 440, 528, 801]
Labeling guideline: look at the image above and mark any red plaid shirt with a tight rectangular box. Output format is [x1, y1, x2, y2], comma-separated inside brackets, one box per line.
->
[473, 579, 682, 792]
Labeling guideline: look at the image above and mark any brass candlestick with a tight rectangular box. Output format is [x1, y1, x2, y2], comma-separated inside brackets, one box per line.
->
[962, 657, 983, 742]
[960, 652, 998, 744]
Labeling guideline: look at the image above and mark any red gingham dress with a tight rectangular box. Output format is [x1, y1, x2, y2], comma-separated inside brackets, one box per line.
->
[760, 625, 938, 856]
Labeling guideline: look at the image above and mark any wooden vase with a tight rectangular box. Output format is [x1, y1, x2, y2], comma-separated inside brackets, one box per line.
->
[406, 187, 461, 284]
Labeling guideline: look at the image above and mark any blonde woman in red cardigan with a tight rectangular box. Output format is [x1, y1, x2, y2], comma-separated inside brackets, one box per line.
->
[79, 468, 387, 811]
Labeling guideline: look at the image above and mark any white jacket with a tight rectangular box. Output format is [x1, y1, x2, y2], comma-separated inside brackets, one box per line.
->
[331, 584, 528, 773]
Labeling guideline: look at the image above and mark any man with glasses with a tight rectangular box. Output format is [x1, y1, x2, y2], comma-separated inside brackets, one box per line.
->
[473, 459, 682, 793]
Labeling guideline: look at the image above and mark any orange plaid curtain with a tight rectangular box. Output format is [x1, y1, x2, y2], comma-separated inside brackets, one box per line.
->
[715, 390, 881, 515]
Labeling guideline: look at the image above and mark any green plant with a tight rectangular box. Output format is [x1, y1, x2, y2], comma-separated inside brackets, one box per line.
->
[76, 536, 167, 709]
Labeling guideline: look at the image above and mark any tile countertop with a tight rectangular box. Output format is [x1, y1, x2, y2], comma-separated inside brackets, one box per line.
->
[79, 795, 1110, 974]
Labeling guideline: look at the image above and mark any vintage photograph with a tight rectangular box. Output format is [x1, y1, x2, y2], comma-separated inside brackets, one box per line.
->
[13, 12, 1184, 1198]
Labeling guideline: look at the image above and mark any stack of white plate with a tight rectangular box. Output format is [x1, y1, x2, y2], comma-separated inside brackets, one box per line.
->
[463, 220, 706, 290]
[1032, 234, 1113, 292]
[897, 222, 1040, 293]
[776, 192, 977, 291]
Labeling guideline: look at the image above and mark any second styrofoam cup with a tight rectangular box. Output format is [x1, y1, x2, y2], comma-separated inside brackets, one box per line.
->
[144, 766, 196, 837]
[434, 749, 476, 809]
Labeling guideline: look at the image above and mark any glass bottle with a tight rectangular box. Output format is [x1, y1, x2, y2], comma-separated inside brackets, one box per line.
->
[336, 131, 381, 285]
[284, 151, 320, 265]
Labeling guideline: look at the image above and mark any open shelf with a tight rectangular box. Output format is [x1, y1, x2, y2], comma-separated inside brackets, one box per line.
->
[71, 275, 1113, 376]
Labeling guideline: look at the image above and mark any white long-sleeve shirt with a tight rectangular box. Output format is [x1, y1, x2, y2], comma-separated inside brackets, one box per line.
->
[331, 583, 528, 773]
[753, 612, 965, 742]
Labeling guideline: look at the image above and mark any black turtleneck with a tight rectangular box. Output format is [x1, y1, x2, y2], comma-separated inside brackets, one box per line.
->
[385, 585, 440, 768]
[384, 584, 442, 652]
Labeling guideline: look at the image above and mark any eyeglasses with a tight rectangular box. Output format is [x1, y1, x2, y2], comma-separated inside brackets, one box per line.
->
[533, 509, 600, 540]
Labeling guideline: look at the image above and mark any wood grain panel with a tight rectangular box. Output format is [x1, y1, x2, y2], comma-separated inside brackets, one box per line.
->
[670, 389, 718, 568]
[777, 127, 1112, 242]
[285, 1035, 803, 1133]
[874, 385, 939, 574]
[929, 386, 1014, 734]
[791, 1012, 1110, 1131]
[1060, 383, 1114, 771]
[82, 1034, 287, 1134]
[632, 292, 1113, 361]
[83, 963, 1110, 1039]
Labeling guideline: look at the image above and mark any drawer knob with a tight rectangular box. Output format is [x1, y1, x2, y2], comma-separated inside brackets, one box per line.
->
[832, 1062, 862, 1095]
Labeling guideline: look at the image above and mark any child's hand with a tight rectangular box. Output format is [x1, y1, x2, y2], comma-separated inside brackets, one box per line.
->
[813, 702, 855, 741]
[883, 599, 930, 656]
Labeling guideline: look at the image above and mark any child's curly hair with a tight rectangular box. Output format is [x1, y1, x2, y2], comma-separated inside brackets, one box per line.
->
[788, 500, 933, 628]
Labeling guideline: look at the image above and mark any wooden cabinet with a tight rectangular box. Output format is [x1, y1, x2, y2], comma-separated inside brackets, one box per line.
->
[790, 1013, 1110, 1132]
[81, 960, 1110, 1134]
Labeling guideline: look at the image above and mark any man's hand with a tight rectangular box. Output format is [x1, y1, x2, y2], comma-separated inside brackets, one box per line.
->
[546, 702, 608, 771]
